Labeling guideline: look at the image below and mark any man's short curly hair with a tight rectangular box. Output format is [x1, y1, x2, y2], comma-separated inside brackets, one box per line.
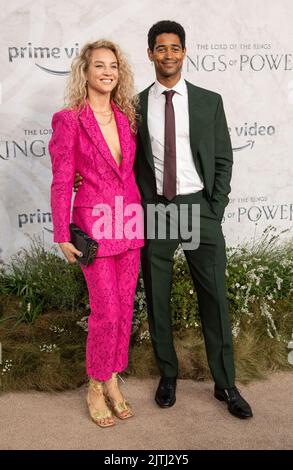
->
[148, 20, 186, 51]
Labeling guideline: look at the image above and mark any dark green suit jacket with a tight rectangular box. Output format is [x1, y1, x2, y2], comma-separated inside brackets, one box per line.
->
[134, 80, 233, 221]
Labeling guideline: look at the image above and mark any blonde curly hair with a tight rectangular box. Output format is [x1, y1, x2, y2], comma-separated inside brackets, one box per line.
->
[65, 39, 138, 133]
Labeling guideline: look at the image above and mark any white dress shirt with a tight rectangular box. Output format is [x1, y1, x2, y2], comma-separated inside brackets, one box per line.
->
[148, 77, 203, 196]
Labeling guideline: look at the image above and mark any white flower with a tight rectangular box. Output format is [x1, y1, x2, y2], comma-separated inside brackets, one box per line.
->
[232, 320, 241, 338]
[39, 343, 58, 353]
[139, 330, 151, 343]
[76, 316, 89, 332]
[260, 301, 280, 339]
[49, 325, 65, 334]
[257, 266, 268, 273]
[273, 273, 283, 290]
[1, 359, 13, 375]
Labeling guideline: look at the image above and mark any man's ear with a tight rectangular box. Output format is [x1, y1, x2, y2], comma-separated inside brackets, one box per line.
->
[183, 47, 187, 59]
[147, 48, 153, 62]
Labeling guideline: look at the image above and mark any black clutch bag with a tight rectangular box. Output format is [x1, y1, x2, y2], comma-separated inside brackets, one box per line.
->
[69, 223, 99, 266]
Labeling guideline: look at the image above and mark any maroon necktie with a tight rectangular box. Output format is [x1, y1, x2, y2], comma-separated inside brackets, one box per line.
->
[163, 90, 176, 200]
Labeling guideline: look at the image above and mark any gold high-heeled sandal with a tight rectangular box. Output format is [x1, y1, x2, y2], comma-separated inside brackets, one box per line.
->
[87, 378, 115, 428]
[104, 373, 134, 420]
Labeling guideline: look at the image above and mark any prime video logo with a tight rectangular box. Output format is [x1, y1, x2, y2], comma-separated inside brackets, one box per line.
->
[8, 42, 80, 75]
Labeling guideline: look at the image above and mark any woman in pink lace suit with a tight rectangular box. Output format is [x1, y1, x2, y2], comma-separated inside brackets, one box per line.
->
[49, 40, 144, 428]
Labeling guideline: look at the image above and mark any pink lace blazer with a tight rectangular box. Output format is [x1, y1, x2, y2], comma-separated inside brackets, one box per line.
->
[49, 102, 144, 257]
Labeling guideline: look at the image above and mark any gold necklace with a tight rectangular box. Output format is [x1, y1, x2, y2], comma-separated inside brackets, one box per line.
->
[92, 108, 112, 115]
[96, 112, 113, 126]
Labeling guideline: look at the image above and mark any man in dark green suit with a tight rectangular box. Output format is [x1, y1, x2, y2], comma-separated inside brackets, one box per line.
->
[135, 20, 252, 419]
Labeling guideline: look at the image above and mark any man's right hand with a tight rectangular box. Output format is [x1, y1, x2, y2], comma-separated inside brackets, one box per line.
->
[59, 242, 83, 264]
[73, 172, 83, 192]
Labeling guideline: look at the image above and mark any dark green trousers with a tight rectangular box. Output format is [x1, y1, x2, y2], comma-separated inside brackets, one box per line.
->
[141, 191, 235, 389]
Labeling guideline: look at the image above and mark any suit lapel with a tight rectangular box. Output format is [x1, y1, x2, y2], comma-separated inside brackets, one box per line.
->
[111, 103, 132, 178]
[186, 80, 216, 197]
[186, 80, 206, 163]
[137, 84, 155, 172]
[78, 103, 122, 179]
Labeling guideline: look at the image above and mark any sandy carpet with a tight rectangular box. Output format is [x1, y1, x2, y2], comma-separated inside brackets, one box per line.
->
[0, 372, 292, 450]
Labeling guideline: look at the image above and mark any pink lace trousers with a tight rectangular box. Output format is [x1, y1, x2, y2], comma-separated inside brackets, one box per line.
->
[81, 248, 141, 381]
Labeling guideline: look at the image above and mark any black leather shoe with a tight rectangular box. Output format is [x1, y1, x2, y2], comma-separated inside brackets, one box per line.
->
[214, 385, 253, 419]
[155, 377, 177, 408]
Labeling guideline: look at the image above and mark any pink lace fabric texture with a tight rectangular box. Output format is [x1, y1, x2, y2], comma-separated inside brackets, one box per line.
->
[49, 103, 144, 255]
[81, 248, 141, 381]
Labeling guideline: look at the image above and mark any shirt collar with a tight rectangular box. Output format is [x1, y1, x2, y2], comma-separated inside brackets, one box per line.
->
[152, 76, 187, 98]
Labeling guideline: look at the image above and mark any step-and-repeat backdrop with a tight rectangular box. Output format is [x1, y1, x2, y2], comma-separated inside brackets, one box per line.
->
[0, 0, 292, 261]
